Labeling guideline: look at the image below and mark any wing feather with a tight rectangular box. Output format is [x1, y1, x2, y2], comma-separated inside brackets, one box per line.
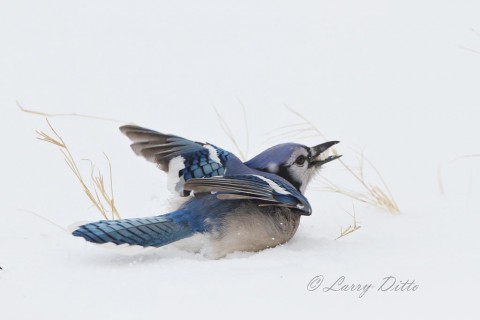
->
[120, 125, 229, 195]
[184, 175, 312, 215]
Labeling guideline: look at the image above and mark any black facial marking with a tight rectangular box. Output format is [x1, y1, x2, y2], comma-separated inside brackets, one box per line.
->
[305, 147, 312, 159]
[277, 165, 301, 191]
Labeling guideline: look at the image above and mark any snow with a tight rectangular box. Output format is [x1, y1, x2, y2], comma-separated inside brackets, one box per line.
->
[1, 1, 480, 319]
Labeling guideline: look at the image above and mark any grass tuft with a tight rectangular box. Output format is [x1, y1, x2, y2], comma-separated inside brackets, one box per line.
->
[36, 119, 120, 220]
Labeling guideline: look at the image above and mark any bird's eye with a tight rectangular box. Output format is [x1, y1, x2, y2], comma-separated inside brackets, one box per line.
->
[295, 155, 306, 166]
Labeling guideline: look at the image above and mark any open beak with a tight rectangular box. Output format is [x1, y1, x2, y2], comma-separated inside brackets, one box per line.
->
[310, 141, 342, 167]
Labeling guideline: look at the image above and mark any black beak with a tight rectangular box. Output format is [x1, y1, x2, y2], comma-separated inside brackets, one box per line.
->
[310, 141, 342, 166]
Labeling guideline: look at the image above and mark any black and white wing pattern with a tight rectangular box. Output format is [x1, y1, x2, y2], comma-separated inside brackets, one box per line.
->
[120, 125, 230, 195]
[184, 174, 312, 215]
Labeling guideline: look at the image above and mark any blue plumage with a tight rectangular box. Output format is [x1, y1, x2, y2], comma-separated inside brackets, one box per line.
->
[72, 125, 340, 258]
[73, 213, 194, 247]
[179, 146, 228, 180]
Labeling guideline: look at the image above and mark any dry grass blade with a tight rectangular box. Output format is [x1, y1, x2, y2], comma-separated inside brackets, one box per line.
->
[36, 131, 65, 147]
[263, 122, 309, 135]
[263, 125, 316, 144]
[85, 155, 121, 220]
[213, 106, 249, 161]
[438, 153, 480, 195]
[37, 119, 120, 220]
[457, 45, 480, 55]
[336, 203, 361, 240]
[271, 106, 399, 214]
[449, 154, 480, 163]
[17, 208, 69, 233]
[17, 100, 127, 123]
[237, 100, 250, 159]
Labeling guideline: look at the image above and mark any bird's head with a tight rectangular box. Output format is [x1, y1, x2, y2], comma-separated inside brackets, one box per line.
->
[245, 141, 341, 194]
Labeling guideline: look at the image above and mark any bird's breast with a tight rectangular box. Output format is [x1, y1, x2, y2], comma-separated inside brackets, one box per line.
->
[207, 202, 301, 258]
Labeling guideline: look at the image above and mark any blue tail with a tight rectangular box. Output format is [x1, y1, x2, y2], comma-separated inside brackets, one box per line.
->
[72, 211, 195, 247]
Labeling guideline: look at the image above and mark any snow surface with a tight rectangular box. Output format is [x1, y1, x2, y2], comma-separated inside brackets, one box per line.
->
[1, 1, 480, 319]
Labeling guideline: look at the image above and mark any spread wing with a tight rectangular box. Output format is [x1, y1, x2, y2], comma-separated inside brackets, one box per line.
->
[184, 174, 312, 215]
[120, 125, 230, 195]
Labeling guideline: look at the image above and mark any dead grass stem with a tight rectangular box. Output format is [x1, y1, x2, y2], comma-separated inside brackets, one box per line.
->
[335, 203, 361, 240]
[36, 119, 120, 220]
[213, 105, 249, 161]
[17, 101, 126, 123]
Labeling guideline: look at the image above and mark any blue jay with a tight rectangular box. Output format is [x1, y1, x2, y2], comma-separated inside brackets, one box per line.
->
[72, 125, 340, 258]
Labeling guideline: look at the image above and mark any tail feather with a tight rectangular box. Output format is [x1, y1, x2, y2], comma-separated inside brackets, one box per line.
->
[72, 214, 194, 248]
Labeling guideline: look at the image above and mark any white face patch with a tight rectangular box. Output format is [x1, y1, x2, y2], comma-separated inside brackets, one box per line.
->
[288, 148, 309, 166]
[284, 148, 318, 195]
[299, 167, 317, 194]
[204, 144, 222, 164]
[167, 156, 186, 194]
[267, 162, 279, 173]
[253, 175, 290, 195]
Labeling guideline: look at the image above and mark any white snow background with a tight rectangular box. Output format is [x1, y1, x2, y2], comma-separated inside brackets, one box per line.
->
[1, 1, 479, 319]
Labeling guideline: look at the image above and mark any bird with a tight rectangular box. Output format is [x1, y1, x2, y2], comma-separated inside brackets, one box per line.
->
[72, 125, 341, 258]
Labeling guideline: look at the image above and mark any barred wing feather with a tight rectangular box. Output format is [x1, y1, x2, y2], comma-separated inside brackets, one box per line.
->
[120, 125, 229, 195]
[184, 174, 312, 215]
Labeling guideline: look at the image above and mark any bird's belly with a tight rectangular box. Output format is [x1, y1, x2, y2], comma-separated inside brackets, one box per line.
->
[207, 205, 301, 259]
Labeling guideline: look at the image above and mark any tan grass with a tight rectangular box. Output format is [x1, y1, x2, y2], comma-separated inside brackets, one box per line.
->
[268, 106, 400, 214]
[36, 119, 120, 220]
[17, 101, 126, 123]
[335, 203, 361, 240]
